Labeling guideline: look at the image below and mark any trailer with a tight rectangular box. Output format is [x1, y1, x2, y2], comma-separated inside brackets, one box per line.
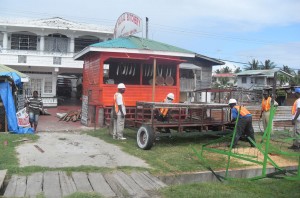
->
[130, 101, 233, 150]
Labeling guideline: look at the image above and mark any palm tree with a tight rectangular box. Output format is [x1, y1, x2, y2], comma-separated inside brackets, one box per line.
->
[261, 59, 276, 70]
[234, 67, 241, 73]
[220, 66, 232, 73]
[245, 59, 260, 70]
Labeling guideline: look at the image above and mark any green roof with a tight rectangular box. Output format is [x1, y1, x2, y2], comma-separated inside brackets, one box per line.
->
[91, 36, 195, 54]
[0, 64, 29, 79]
[236, 69, 277, 77]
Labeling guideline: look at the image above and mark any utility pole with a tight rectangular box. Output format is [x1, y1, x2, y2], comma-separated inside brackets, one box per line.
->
[146, 17, 149, 39]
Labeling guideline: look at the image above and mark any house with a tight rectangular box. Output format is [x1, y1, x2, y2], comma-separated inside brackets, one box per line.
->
[236, 69, 292, 90]
[212, 73, 236, 88]
[0, 17, 114, 106]
[74, 35, 224, 126]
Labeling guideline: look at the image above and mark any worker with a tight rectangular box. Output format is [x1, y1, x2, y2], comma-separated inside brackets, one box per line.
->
[260, 91, 278, 135]
[113, 83, 126, 140]
[157, 93, 174, 133]
[228, 99, 256, 148]
[290, 87, 300, 150]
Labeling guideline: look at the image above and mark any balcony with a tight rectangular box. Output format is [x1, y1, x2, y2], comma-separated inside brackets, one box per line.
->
[0, 49, 83, 68]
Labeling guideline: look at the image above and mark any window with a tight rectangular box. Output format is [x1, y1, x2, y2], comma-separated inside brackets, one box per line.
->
[18, 55, 27, 63]
[11, 34, 37, 50]
[23, 78, 42, 97]
[44, 77, 53, 93]
[53, 57, 61, 65]
[242, 77, 247, 83]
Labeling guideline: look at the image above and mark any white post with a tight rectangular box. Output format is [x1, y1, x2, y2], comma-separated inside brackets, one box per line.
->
[39, 35, 45, 52]
[3, 32, 8, 49]
[69, 37, 75, 53]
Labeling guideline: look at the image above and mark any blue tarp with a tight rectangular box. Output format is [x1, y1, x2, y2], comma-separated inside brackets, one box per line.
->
[0, 81, 33, 134]
[0, 71, 22, 88]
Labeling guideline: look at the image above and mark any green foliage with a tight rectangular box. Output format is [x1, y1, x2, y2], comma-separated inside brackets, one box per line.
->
[161, 179, 300, 198]
[234, 67, 241, 73]
[261, 59, 276, 70]
[245, 59, 260, 70]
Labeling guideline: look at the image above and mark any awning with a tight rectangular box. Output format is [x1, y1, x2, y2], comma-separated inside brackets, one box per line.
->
[0, 64, 30, 83]
[179, 63, 202, 70]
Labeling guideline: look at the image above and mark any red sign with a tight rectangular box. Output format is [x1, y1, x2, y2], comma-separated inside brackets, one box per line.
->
[114, 12, 143, 38]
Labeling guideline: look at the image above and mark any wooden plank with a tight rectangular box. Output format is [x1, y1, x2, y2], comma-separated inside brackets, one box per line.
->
[3, 175, 18, 197]
[142, 172, 167, 188]
[43, 171, 62, 198]
[0, 169, 7, 188]
[104, 173, 128, 198]
[72, 172, 93, 192]
[59, 171, 77, 197]
[26, 172, 43, 198]
[14, 175, 27, 197]
[114, 171, 149, 198]
[88, 173, 116, 197]
[130, 172, 158, 191]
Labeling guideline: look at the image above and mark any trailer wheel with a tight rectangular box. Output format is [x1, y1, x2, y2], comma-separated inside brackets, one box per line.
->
[137, 125, 154, 150]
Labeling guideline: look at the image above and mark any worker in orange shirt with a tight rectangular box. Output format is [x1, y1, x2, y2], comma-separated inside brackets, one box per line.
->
[228, 99, 255, 148]
[157, 93, 174, 133]
[290, 87, 300, 150]
[260, 91, 278, 135]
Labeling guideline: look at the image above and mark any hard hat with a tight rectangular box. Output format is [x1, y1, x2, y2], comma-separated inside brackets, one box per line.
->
[117, 83, 126, 89]
[228, 98, 237, 104]
[167, 93, 174, 100]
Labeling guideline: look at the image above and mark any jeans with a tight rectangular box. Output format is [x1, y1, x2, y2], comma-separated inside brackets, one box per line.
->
[29, 112, 39, 125]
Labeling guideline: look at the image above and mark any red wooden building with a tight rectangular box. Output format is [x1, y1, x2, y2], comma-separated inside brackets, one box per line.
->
[74, 36, 223, 126]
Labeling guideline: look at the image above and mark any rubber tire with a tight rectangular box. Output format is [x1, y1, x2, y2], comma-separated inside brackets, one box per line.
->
[137, 125, 154, 150]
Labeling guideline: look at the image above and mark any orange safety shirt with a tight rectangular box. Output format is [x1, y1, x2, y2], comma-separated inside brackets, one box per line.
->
[233, 106, 251, 117]
[160, 100, 169, 117]
[261, 97, 271, 112]
[291, 98, 300, 115]
[114, 92, 125, 114]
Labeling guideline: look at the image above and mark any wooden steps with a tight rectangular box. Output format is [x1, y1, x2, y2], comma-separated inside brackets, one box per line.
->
[2, 171, 167, 198]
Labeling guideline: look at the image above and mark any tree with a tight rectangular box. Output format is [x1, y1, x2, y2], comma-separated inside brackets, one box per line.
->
[234, 67, 241, 73]
[215, 69, 221, 74]
[261, 59, 276, 70]
[220, 66, 232, 73]
[245, 59, 260, 70]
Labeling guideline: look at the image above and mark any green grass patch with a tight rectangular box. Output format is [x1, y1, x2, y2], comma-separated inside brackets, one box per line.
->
[88, 128, 255, 174]
[160, 179, 300, 198]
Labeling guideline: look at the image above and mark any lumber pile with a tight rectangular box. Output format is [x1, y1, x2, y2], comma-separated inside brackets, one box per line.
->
[57, 110, 81, 122]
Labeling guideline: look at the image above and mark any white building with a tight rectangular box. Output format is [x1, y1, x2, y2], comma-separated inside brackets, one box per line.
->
[0, 17, 114, 106]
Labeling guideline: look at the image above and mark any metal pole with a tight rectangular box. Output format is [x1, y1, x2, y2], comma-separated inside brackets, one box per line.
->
[146, 17, 149, 39]
[152, 58, 156, 102]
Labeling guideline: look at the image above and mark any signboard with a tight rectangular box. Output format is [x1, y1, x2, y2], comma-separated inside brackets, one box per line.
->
[17, 94, 25, 111]
[16, 108, 30, 127]
[114, 12, 143, 38]
[81, 95, 89, 125]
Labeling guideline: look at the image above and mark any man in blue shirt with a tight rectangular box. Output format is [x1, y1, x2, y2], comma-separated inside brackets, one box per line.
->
[229, 99, 255, 148]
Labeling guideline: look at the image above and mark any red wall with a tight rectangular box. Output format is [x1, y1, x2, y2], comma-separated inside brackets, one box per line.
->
[82, 52, 181, 107]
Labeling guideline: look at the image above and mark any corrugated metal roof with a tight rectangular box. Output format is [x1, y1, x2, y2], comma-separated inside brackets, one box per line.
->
[236, 69, 277, 77]
[91, 36, 195, 54]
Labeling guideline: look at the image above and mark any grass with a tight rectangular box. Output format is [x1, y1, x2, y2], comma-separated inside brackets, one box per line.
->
[160, 178, 300, 198]
[88, 128, 268, 175]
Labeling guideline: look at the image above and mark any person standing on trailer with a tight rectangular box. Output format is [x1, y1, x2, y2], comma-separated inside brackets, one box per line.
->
[156, 93, 174, 133]
[113, 83, 126, 140]
[228, 98, 256, 148]
[290, 87, 300, 151]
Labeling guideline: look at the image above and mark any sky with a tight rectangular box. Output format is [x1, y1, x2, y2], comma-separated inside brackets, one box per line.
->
[1, 0, 300, 72]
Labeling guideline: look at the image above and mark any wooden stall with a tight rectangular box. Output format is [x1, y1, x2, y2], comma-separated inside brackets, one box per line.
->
[74, 36, 223, 127]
